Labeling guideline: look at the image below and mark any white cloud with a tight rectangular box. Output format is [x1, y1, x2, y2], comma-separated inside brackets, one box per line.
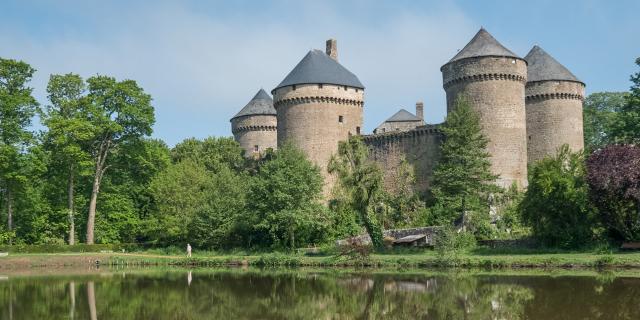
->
[0, 1, 476, 145]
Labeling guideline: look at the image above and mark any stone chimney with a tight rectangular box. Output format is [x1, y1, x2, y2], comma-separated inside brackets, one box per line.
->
[326, 39, 337, 61]
[416, 101, 424, 120]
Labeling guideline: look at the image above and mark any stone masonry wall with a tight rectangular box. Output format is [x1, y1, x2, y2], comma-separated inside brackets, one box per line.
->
[442, 56, 528, 189]
[231, 114, 278, 157]
[273, 83, 364, 197]
[363, 125, 443, 197]
[525, 80, 585, 164]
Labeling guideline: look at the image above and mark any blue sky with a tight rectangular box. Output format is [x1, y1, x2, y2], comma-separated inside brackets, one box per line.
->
[1, 0, 638, 145]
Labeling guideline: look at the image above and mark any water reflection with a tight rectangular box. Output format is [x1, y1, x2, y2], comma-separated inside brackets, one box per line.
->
[0, 270, 639, 319]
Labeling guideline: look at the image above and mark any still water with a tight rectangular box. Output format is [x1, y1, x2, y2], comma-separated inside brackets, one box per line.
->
[1, 268, 639, 319]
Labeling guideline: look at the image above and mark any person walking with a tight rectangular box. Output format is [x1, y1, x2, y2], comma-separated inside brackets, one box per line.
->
[186, 243, 192, 258]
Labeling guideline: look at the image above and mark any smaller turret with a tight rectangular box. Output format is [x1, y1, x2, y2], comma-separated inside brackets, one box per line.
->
[525, 45, 585, 164]
[230, 89, 277, 157]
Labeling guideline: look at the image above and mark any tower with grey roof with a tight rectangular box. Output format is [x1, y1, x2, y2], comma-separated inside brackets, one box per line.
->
[441, 28, 528, 188]
[230, 88, 277, 157]
[272, 39, 364, 196]
[524, 45, 585, 164]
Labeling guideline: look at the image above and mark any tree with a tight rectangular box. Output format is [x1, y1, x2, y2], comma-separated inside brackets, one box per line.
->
[384, 157, 426, 229]
[583, 92, 627, 152]
[609, 58, 640, 144]
[171, 137, 245, 173]
[328, 136, 385, 250]
[429, 98, 499, 228]
[148, 160, 211, 245]
[0, 58, 39, 242]
[520, 145, 596, 248]
[586, 144, 640, 241]
[41, 73, 94, 244]
[249, 143, 329, 250]
[84, 76, 154, 244]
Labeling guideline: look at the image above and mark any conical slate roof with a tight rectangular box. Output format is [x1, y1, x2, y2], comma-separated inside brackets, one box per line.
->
[273, 49, 364, 91]
[447, 28, 521, 63]
[230, 89, 276, 120]
[524, 45, 582, 83]
[385, 109, 422, 122]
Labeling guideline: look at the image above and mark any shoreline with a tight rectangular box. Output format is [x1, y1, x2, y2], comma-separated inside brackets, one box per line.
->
[2, 251, 640, 271]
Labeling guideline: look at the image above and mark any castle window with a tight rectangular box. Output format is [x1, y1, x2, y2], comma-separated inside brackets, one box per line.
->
[343, 86, 347, 91]
[292, 85, 296, 91]
[356, 126, 361, 135]
[355, 89, 359, 93]
[382, 128, 386, 133]
[318, 84, 323, 89]
[338, 115, 344, 123]
[254, 145, 259, 152]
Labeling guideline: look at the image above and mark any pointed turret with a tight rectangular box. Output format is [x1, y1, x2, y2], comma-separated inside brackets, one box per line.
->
[231, 89, 276, 120]
[525, 45, 585, 164]
[230, 89, 277, 157]
[524, 45, 582, 83]
[446, 28, 521, 64]
[272, 40, 365, 198]
[441, 28, 529, 189]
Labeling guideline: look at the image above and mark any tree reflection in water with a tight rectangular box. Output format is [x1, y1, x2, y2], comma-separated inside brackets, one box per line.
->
[0, 270, 639, 319]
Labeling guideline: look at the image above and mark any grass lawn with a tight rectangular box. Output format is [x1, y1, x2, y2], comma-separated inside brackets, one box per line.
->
[2, 249, 640, 270]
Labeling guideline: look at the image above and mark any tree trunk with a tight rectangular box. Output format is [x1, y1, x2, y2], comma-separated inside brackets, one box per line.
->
[7, 189, 13, 245]
[86, 138, 111, 245]
[86, 170, 101, 245]
[68, 166, 75, 245]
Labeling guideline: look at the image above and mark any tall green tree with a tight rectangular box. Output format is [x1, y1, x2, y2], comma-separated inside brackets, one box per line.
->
[41, 73, 94, 244]
[0, 58, 39, 241]
[520, 145, 596, 248]
[84, 76, 154, 244]
[429, 98, 499, 227]
[583, 92, 627, 152]
[249, 143, 329, 250]
[328, 136, 385, 250]
[609, 58, 640, 144]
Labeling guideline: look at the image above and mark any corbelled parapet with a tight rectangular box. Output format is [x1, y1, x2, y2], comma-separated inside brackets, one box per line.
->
[230, 89, 277, 157]
[524, 45, 585, 164]
[272, 42, 364, 198]
[441, 28, 528, 189]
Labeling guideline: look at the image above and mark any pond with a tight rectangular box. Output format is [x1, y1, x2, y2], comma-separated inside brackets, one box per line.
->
[1, 268, 639, 319]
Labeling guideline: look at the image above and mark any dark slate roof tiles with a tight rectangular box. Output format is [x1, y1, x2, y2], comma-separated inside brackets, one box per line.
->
[447, 28, 521, 64]
[273, 49, 364, 91]
[230, 89, 276, 120]
[385, 109, 422, 122]
[524, 45, 582, 83]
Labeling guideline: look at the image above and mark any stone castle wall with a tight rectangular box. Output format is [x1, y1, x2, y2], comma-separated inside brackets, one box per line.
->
[442, 56, 528, 189]
[273, 83, 364, 196]
[231, 114, 277, 156]
[363, 125, 443, 196]
[525, 80, 585, 164]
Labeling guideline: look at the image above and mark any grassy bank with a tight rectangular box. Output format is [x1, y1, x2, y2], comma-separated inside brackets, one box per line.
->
[2, 249, 640, 270]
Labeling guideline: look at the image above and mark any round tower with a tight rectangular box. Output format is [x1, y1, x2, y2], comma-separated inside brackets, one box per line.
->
[272, 40, 364, 196]
[441, 28, 528, 188]
[524, 45, 585, 164]
[230, 88, 277, 157]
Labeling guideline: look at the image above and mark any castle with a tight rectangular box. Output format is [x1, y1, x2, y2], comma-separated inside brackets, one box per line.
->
[230, 29, 585, 197]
